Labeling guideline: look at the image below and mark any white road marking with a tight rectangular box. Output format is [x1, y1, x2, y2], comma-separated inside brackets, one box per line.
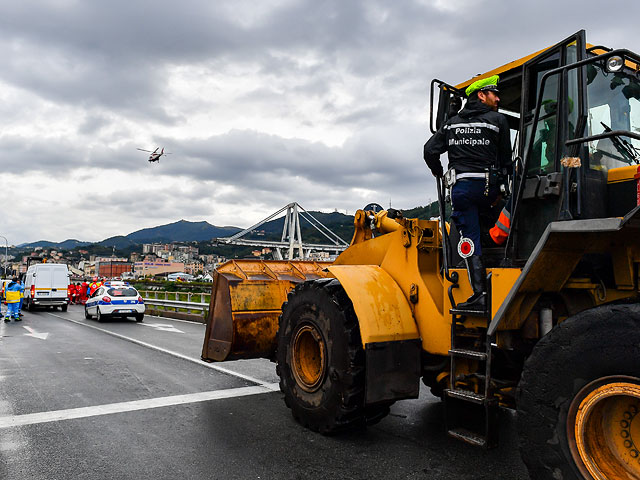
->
[0, 383, 280, 430]
[46, 312, 273, 387]
[22, 326, 49, 340]
[138, 323, 184, 333]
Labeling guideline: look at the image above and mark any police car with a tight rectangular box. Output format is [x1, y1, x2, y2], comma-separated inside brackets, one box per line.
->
[84, 281, 145, 322]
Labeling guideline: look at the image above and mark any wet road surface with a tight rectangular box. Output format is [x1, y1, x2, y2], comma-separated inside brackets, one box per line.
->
[0, 305, 530, 479]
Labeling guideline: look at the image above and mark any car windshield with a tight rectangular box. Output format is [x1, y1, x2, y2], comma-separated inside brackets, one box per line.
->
[107, 288, 138, 297]
[586, 58, 640, 170]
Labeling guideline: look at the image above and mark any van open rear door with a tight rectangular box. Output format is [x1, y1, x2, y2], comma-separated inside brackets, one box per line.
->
[51, 265, 69, 302]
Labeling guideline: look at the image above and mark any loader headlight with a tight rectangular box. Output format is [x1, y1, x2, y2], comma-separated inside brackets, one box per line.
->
[606, 55, 624, 73]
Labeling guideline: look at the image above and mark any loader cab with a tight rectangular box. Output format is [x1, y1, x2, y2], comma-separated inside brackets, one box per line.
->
[431, 30, 640, 266]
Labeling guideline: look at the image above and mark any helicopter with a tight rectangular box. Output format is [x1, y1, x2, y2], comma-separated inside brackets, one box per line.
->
[137, 147, 172, 163]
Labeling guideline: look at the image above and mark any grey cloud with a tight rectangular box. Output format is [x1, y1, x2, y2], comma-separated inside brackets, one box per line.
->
[0, 1, 452, 118]
[0, 135, 89, 175]
[3, 0, 640, 243]
[78, 113, 112, 135]
[150, 123, 429, 200]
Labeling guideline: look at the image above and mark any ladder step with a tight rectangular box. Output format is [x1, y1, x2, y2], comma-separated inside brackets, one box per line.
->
[445, 389, 486, 405]
[450, 307, 489, 318]
[449, 348, 487, 361]
[447, 427, 487, 448]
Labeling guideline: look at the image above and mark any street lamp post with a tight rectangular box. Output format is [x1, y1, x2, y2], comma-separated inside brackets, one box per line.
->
[0, 236, 8, 277]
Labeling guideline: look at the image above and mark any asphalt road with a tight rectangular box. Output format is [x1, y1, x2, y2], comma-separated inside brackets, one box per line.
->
[0, 305, 530, 480]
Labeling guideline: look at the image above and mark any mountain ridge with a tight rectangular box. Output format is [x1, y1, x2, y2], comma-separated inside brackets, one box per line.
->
[17, 204, 440, 250]
[18, 220, 243, 249]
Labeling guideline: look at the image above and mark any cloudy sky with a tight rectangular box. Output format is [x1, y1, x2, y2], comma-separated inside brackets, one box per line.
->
[0, 0, 638, 244]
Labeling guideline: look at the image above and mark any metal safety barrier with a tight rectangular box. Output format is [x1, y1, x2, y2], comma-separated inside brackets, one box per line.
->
[142, 298, 209, 313]
[139, 291, 210, 319]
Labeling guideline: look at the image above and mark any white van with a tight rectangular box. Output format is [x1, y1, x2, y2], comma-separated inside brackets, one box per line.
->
[23, 263, 70, 311]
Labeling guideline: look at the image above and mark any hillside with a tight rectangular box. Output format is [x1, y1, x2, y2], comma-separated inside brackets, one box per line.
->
[18, 239, 91, 249]
[16, 201, 445, 254]
[126, 220, 241, 243]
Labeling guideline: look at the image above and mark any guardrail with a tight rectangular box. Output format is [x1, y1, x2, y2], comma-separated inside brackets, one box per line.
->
[139, 291, 210, 321]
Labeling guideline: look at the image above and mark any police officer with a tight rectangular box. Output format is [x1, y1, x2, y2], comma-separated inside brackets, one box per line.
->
[423, 75, 512, 311]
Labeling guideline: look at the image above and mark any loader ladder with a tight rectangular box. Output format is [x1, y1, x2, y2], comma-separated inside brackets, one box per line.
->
[444, 272, 498, 448]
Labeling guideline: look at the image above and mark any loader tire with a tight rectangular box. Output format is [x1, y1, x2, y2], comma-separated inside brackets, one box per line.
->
[277, 278, 391, 435]
[517, 304, 640, 480]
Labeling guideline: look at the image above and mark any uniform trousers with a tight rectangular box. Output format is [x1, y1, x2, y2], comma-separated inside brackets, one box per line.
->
[5, 302, 20, 319]
[450, 178, 498, 257]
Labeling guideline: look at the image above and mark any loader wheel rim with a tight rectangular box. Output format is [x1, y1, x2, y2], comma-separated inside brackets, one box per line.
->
[568, 376, 640, 480]
[291, 323, 326, 393]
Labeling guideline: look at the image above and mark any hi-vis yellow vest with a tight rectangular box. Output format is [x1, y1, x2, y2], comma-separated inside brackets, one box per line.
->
[5, 290, 20, 303]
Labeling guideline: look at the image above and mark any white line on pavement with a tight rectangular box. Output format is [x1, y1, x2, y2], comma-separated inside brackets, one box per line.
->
[0, 383, 280, 429]
[46, 312, 275, 387]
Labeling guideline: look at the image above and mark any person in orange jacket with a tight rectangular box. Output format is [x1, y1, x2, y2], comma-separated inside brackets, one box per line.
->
[79, 281, 89, 304]
[68, 284, 75, 304]
[88, 277, 101, 297]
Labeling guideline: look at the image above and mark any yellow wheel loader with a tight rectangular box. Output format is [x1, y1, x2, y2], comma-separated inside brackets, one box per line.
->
[202, 30, 640, 480]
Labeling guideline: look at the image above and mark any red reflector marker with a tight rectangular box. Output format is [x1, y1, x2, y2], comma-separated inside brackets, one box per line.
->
[102, 296, 111, 303]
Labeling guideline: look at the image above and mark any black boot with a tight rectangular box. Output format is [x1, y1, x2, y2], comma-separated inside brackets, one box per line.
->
[457, 255, 487, 312]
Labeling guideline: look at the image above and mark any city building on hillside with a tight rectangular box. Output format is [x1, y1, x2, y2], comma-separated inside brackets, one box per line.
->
[95, 256, 128, 263]
[97, 262, 132, 278]
[94, 257, 131, 278]
[184, 261, 204, 275]
[134, 261, 185, 277]
[84, 263, 96, 277]
[142, 243, 199, 258]
[176, 245, 199, 255]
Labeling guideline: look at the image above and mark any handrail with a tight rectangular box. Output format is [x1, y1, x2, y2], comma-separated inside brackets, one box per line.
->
[430, 79, 463, 134]
[140, 290, 210, 318]
[143, 298, 208, 310]
[436, 177, 459, 292]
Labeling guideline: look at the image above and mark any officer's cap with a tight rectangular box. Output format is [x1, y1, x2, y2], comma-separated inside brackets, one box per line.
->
[465, 75, 500, 97]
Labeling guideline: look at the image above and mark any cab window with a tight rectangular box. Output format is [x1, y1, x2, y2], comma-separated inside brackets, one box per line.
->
[586, 59, 640, 171]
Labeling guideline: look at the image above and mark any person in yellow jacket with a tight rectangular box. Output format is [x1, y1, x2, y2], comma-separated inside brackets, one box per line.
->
[4, 277, 22, 322]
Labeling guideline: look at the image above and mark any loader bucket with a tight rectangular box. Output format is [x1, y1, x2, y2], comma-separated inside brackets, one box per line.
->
[201, 259, 332, 362]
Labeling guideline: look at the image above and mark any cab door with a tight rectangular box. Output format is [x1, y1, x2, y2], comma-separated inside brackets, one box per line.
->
[513, 30, 588, 260]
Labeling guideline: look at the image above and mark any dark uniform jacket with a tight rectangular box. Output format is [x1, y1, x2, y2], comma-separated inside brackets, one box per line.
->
[423, 98, 512, 175]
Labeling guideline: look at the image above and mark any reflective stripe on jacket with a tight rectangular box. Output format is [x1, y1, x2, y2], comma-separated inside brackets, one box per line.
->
[424, 97, 512, 175]
[490, 207, 511, 245]
[5, 282, 21, 303]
